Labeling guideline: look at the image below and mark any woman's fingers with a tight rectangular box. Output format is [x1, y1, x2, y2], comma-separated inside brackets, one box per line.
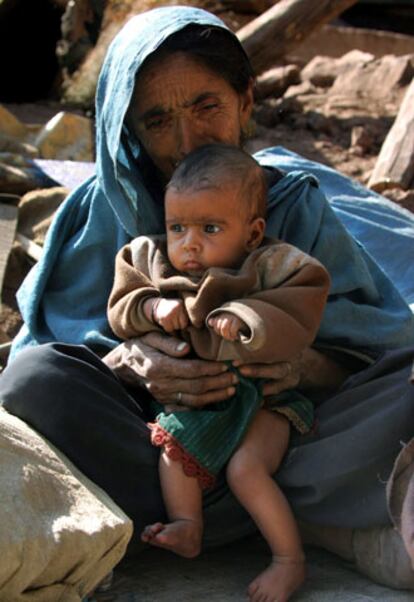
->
[139, 332, 228, 374]
[106, 333, 237, 406]
[235, 359, 301, 397]
[261, 375, 298, 397]
[236, 361, 293, 380]
[139, 331, 191, 357]
[156, 383, 237, 408]
[147, 370, 238, 403]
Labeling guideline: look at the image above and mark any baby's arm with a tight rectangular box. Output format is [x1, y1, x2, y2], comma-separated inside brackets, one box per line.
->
[144, 297, 189, 333]
[208, 313, 249, 342]
[205, 245, 330, 363]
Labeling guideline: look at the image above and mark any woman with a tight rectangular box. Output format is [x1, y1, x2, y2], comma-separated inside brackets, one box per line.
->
[1, 5, 414, 589]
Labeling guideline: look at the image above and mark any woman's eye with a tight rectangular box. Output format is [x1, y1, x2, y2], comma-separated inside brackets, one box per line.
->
[204, 224, 220, 234]
[146, 115, 169, 130]
[197, 102, 219, 115]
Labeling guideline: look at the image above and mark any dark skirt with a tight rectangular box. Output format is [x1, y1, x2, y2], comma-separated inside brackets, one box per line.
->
[1, 342, 413, 548]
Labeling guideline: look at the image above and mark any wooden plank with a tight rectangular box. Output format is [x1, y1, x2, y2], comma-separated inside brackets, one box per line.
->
[16, 233, 43, 263]
[0, 203, 18, 301]
[368, 78, 414, 192]
[237, 0, 359, 75]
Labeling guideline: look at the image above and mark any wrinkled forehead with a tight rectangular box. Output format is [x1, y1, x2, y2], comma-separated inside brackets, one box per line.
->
[96, 6, 231, 156]
[98, 8, 229, 117]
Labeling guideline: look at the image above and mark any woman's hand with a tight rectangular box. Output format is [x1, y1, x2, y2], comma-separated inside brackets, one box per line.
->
[103, 331, 238, 408]
[233, 347, 352, 397]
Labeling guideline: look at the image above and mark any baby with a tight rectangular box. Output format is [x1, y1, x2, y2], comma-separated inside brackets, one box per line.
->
[108, 144, 330, 602]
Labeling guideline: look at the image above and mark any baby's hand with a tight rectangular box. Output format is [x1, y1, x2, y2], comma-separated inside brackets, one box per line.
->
[208, 313, 248, 342]
[153, 298, 189, 333]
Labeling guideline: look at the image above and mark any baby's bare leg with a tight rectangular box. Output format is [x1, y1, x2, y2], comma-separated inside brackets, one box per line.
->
[141, 451, 203, 558]
[227, 410, 305, 602]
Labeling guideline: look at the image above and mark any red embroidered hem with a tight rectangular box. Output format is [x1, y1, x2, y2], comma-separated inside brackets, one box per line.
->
[149, 422, 215, 490]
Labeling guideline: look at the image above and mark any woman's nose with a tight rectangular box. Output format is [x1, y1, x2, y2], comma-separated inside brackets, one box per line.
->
[177, 116, 203, 156]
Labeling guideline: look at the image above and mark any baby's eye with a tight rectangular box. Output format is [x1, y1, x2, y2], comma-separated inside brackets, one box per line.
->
[204, 224, 220, 234]
[169, 224, 184, 233]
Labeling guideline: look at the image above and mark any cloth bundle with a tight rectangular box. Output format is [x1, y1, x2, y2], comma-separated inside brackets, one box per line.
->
[0, 407, 133, 601]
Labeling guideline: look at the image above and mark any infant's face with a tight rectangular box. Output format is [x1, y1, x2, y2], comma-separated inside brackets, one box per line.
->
[165, 185, 263, 277]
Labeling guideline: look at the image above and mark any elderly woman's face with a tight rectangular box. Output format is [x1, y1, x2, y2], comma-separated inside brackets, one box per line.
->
[128, 52, 254, 180]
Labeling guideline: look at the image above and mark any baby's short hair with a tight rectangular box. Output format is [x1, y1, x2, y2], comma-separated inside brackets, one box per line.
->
[167, 144, 267, 219]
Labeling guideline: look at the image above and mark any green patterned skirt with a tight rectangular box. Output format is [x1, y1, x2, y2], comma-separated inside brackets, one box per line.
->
[149, 370, 314, 489]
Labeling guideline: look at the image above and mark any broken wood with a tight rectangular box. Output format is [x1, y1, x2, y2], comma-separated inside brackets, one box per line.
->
[16, 233, 43, 263]
[220, 0, 276, 14]
[368, 77, 414, 192]
[237, 0, 359, 75]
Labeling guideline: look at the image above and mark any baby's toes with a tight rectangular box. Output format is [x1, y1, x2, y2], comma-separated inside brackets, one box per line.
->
[141, 522, 164, 542]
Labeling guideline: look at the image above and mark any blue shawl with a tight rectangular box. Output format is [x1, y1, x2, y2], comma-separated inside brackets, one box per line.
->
[11, 6, 414, 360]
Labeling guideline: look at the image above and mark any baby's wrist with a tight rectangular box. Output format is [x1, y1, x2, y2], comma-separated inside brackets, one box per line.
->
[144, 297, 160, 324]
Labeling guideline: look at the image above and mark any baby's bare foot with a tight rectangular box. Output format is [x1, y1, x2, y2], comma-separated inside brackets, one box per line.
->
[141, 521, 164, 543]
[141, 519, 202, 558]
[248, 556, 306, 602]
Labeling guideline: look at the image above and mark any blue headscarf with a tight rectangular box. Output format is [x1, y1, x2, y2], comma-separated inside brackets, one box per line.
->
[12, 6, 414, 360]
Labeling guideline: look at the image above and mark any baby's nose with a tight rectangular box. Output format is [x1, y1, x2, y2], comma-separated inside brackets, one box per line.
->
[183, 230, 201, 250]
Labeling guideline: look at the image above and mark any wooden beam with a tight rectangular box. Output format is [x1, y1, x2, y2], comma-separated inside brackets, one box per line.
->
[237, 0, 359, 75]
[368, 78, 414, 192]
[16, 233, 43, 263]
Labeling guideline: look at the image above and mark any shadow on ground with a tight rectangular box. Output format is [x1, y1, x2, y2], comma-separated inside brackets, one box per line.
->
[92, 534, 413, 601]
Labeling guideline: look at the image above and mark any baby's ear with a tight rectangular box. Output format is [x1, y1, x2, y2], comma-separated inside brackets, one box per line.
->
[246, 217, 265, 251]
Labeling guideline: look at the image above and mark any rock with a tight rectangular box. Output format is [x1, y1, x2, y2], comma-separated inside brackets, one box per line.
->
[255, 64, 300, 99]
[301, 50, 374, 87]
[306, 111, 337, 137]
[288, 24, 414, 65]
[0, 162, 42, 196]
[35, 112, 94, 161]
[0, 153, 38, 169]
[0, 158, 56, 195]
[253, 97, 301, 129]
[350, 126, 375, 154]
[284, 80, 316, 99]
[0, 105, 28, 139]
[253, 98, 283, 128]
[18, 187, 69, 245]
[382, 188, 414, 214]
[330, 54, 414, 100]
[0, 133, 39, 158]
[57, 0, 98, 74]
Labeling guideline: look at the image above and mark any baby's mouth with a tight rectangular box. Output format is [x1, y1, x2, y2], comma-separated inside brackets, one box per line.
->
[184, 259, 203, 269]
[183, 259, 205, 275]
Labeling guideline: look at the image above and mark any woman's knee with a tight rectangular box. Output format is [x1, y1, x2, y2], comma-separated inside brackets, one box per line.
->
[0, 343, 105, 419]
